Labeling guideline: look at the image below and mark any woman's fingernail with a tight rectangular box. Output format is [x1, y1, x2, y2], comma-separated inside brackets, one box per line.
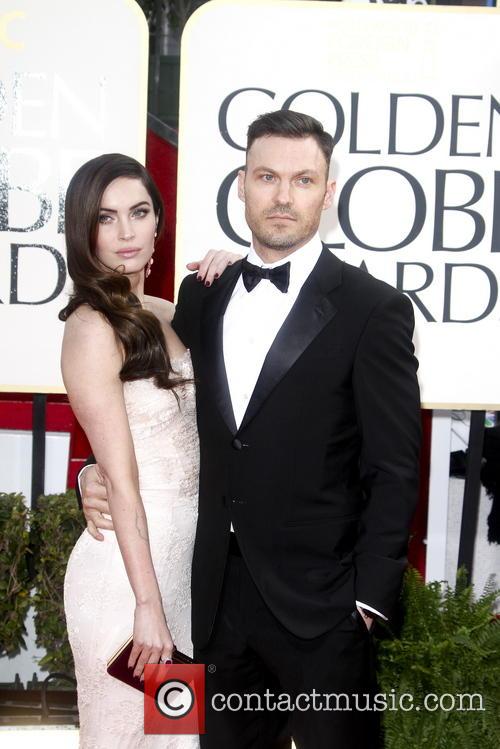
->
[214, 273, 219, 279]
[205, 281, 211, 287]
[197, 275, 202, 281]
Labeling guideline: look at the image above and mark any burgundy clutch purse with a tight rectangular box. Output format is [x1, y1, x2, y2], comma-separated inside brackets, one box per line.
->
[107, 635, 193, 693]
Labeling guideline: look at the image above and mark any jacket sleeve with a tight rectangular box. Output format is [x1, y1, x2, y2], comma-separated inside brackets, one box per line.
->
[171, 273, 196, 348]
[352, 291, 421, 619]
[75, 456, 96, 510]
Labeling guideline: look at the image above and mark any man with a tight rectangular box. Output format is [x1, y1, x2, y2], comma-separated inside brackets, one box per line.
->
[80, 111, 421, 748]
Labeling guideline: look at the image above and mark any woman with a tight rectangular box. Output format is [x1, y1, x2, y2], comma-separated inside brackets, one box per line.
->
[61, 153, 239, 748]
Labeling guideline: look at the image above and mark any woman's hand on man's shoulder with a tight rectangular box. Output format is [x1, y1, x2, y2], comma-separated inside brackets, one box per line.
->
[186, 249, 243, 287]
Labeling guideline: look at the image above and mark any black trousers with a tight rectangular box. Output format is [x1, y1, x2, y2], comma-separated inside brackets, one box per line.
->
[194, 539, 380, 749]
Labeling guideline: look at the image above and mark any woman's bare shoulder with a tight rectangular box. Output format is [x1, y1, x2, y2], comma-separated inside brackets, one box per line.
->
[144, 295, 175, 324]
[61, 306, 123, 398]
[64, 304, 113, 338]
[62, 304, 120, 366]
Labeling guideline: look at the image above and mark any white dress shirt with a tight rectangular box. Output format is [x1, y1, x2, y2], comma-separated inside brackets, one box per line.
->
[223, 234, 323, 429]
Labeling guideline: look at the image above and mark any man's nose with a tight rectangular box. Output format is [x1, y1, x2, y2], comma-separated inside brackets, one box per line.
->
[274, 180, 292, 205]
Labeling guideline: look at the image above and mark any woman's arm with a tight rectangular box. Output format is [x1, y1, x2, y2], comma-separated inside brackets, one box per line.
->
[61, 305, 172, 677]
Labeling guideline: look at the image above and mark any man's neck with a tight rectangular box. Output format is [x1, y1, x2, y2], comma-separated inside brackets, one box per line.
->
[252, 233, 317, 265]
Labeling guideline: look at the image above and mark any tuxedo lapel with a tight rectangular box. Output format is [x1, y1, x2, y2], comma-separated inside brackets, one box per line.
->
[239, 248, 343, 431]
[201, 262, 242, 435]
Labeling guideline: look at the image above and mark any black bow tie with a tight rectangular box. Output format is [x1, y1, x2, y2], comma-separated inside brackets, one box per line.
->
[241, 258, 291, 294]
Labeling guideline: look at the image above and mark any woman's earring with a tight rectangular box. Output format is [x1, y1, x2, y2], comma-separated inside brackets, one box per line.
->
[145, 256, 154, 278]
[146, 230, 157, 278]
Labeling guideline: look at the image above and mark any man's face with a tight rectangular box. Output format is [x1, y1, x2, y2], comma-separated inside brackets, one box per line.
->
[238, 135, 336, 255]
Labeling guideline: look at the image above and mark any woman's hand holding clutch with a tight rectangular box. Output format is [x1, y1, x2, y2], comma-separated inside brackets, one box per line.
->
[128, 598, 174, 681]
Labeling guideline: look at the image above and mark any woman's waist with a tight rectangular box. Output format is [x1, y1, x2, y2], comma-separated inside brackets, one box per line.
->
[103, 489, 198, 516]
[130, 443, 199, 472]
[136, 471, 199, 496]
[127, 414, 199, 443]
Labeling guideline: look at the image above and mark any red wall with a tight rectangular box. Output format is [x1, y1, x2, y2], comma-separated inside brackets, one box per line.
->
[144, 129, 178, 303]
[408, 410, 432, 576]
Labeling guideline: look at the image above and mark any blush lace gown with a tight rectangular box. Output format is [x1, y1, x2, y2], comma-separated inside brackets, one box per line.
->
[64, 351, 200, 748]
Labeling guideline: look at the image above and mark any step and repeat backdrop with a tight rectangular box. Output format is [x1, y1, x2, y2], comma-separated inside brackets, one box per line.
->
[0, 0, 498, 690]
[0, 0, 148, 393]
[1, 0, 499, 408]
[176, 0, 500, 410]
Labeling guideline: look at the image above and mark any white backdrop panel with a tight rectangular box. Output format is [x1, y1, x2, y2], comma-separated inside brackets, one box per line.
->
[0, 0, 148, 392]
[176, 0, 500, 409]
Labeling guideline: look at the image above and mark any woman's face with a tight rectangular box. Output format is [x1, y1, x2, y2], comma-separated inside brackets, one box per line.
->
[95, 176, 157, 275]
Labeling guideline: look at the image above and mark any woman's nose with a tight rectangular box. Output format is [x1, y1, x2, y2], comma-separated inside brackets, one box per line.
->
[118, 218, 135, 240]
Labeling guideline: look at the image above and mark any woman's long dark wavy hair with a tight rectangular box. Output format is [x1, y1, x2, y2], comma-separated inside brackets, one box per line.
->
[59, 153, 185, 391]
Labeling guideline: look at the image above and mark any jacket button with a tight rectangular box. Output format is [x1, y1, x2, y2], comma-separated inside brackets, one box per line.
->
[232, 438, 243, 450]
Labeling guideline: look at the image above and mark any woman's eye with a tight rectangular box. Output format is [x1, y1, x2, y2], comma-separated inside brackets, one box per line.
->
[132, 208, 148, 218]
[98, 214, 112, 224]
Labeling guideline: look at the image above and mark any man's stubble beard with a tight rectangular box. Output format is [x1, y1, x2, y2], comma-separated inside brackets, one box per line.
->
[246, 205, 323, 253]
[251, 227, 303, 252]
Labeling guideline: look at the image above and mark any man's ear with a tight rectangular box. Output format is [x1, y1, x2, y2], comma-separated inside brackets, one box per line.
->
[237, 169, 246, 203]
[322, 179, 336, 211]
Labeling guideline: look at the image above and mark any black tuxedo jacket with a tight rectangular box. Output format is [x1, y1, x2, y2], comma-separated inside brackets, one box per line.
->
[174, 247, 421, 649]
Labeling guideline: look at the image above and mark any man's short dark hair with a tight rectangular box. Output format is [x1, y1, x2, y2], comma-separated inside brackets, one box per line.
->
[247, 110, 334, 174]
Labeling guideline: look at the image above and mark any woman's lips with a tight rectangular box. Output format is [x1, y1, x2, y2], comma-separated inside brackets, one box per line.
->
[116, 248, 141, 258]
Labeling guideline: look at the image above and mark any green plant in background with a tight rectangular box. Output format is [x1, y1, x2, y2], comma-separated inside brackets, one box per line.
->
[31, 490, 85, 677]
[377, 567, 500, 749]
[0, 493, 31, 656]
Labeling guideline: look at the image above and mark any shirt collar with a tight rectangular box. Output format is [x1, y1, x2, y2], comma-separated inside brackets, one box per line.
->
[246, 233, 323, 290]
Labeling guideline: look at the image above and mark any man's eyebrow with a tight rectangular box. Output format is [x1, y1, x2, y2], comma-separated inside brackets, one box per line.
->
[251, 167, 320, 177]
[293, 169, 320, 178]
[99, 200, 151, 213]
[252, 166, 278, 174]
